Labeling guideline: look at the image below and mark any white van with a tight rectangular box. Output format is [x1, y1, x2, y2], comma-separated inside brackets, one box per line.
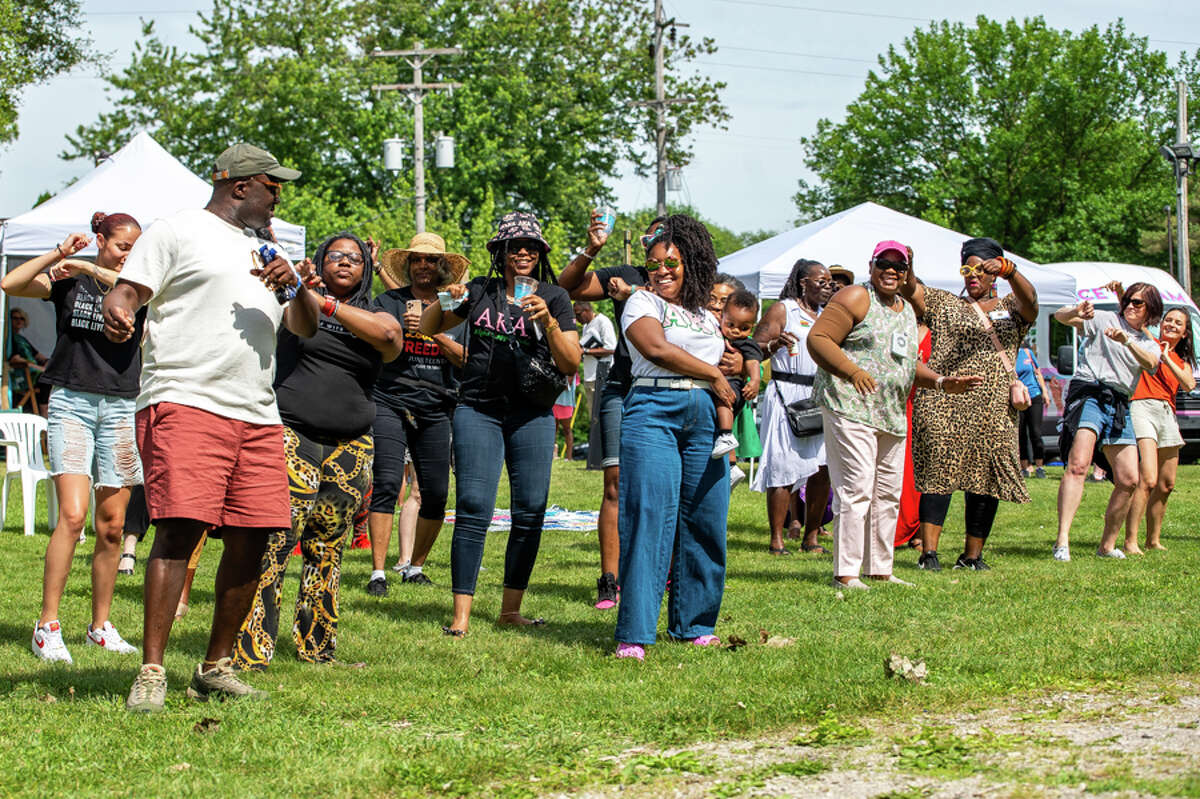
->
[1035, 262, 1200, 459]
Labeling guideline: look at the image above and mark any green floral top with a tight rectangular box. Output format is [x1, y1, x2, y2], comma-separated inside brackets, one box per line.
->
[813, 284, 918, 436]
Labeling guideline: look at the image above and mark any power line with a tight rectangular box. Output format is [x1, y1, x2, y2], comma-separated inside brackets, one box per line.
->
[84, 8, 200, 15]
[696, 60, 865, 79]
[708, 0, 928, 23]
[706, 0, 1200, 47]
[721, 45, 875, 64]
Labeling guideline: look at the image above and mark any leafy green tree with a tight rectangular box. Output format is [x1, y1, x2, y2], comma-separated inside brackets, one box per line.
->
[795, 16, 1198, 270]
[65, 0, 728, 258]
[0, 0, 95, 148]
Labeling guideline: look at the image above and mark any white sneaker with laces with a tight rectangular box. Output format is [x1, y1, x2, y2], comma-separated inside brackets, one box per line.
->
[711, 433, 738, 459]
[86, 621, 138, 654]
[1052, 546, 1070, 562]
[32, 621, 73, 663]
[729, 465, 746, 489]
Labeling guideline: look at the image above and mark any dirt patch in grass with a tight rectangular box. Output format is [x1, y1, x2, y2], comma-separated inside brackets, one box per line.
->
[568, 681, 1200, 798]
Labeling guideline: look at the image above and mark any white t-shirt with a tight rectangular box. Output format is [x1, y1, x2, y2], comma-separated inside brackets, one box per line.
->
[120, 208, 287, 425]
[580, 313, 617, 382]
[1074, 308, 1159, 397]
[620, 289, 724, 379]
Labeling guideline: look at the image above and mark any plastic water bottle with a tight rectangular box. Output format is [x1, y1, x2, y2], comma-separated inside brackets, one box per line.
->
[258, 244, 297, 304]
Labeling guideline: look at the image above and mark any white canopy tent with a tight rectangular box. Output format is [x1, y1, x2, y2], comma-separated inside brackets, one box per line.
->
[718, 201, 1077, 307]
[0, 131, 306, 259]
[0, 132, 307, 405]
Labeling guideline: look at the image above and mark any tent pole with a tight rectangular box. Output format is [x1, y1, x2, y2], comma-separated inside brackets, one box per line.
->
[0, 253, 8, 409]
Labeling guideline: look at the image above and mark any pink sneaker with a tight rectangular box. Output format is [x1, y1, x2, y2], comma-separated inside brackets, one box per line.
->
[615, 642, 645, 661]
[689, 635, 721, 647]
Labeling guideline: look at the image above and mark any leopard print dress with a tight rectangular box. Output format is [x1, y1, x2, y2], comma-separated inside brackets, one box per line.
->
[912, 288, 1031, 502]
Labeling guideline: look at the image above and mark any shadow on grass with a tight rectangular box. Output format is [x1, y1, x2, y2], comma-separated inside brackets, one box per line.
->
[0, 663, 143, 700]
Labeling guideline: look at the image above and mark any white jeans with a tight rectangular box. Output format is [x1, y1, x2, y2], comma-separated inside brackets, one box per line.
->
[822, 409, 906, 578]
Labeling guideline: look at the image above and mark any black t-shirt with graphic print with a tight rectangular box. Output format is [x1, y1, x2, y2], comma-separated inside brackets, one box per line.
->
[455, 276, 577, 410]
[372, 287, 460, 417]
[40, 275, 146, 398]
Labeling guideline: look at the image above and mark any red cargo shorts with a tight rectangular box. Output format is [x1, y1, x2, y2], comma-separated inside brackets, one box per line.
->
[136, 402, 290, 531]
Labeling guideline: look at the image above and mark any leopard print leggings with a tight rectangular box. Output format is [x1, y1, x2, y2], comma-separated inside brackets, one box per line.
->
[232, 426, 373, 671]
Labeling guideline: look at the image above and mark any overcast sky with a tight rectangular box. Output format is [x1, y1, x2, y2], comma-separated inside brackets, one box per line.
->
[2, 0, 1197, 237]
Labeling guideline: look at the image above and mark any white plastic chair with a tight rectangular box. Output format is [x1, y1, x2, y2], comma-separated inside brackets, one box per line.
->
[0, 413, 58, 536]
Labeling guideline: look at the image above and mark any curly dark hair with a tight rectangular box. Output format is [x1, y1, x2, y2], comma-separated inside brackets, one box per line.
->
[313, 231, 374, 308]
[652, 213, 717, 313]
[779, 258, 823, 301]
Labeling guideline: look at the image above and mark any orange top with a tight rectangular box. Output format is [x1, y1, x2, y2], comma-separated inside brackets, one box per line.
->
[1132, 342, 1183, 408]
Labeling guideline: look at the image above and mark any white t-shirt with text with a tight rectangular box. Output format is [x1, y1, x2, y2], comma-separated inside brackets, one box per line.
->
[620, 289, 724, 379]
[119, 207, 287, 425]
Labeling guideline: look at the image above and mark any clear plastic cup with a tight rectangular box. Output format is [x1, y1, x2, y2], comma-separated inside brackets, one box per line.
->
[437, 290, 455, 310]
[514, 276, 537, 302]
[597, 205, 617, 236]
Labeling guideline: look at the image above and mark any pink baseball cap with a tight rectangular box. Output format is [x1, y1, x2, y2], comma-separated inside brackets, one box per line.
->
[871, 240, 909, 263]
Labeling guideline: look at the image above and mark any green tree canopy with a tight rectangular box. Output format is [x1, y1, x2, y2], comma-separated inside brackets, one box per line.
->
[794, 16, 1199, 271]
[66, 0, 728, 260]
[0, 0, 95, 149]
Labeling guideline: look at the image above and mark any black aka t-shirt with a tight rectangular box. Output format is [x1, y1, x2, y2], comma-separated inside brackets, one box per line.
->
[455, 276, 577, 410]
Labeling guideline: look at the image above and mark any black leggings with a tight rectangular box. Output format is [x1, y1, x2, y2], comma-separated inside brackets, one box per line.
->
[1018, 394, 1045, 463]
[918, 492, 1000, 541]
[369, 402, 452, 521]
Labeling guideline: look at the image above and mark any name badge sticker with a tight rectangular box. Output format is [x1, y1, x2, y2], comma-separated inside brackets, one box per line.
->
[988, 309, 1010, 322]
[891, 331, 909, 358]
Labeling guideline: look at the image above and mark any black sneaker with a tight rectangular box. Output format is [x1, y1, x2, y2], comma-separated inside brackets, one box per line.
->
[403, 571, 433, 585]
[917, 550, 941, 572]
[953, 553, 991, 571]
[366, 576, 388, 596]
[595, 572, 619, 609]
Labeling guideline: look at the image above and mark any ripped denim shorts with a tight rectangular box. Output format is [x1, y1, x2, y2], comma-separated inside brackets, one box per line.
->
[47, 386, 143, 487]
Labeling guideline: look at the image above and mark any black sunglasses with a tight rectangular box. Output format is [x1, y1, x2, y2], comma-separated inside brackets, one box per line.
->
[871, 259, 909, 274]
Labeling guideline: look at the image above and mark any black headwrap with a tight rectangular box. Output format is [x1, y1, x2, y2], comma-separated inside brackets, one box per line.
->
[960, 237, 1003, 263]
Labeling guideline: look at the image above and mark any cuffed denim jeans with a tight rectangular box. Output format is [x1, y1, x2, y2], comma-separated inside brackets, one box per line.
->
[449, 403, 555, 595]
[615, 386, 729, 646]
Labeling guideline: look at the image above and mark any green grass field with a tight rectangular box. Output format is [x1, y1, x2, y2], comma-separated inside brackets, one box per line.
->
[0, 462, 1197, 797]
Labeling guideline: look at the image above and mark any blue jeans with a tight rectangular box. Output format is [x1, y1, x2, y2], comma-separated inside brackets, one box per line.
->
[450, 403, 555, 595]
[615, 386, 729, 645]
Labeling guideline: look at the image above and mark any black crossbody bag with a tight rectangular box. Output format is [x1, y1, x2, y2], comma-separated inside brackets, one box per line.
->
[774, 378, 822, 437]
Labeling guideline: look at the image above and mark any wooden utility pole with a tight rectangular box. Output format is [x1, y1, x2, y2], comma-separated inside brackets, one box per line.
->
[1176, 80, 1191, 295]
[635, 1, 693, 217]
[372, 43, 462, 234]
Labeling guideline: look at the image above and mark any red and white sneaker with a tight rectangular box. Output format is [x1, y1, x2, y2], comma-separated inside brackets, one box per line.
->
[32, 621, 73, 663]
[86, 621, 138, 655]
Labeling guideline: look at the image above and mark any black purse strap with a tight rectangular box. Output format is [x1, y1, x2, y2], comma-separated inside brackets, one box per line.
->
[771, 370, 815, 386]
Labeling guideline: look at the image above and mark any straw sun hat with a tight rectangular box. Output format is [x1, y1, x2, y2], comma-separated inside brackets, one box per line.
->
[379, 232, 470, 288]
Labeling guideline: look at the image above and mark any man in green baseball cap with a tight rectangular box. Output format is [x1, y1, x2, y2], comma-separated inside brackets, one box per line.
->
[211, 142, 302, 183]
[102, 140, 316, 713]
